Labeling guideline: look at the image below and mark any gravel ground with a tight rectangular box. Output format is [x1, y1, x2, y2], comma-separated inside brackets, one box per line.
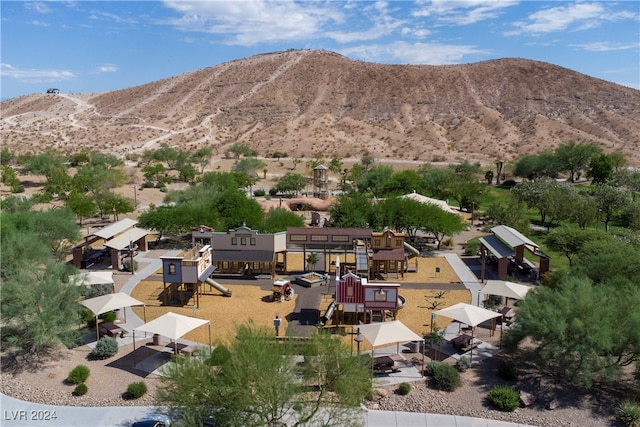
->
[1, 345, 616, 427]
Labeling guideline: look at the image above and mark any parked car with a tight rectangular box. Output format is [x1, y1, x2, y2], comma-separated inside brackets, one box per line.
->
[132, 414, 171, 427]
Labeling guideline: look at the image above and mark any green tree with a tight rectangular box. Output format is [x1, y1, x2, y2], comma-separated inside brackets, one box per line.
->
[21, 150, 66, 176]
[94, 190, 134, 220]
[329, 192, 373, 228]
[484, 198, 530, 233]
[361, 150, 374, 172]
[592, 184, 632, 232]
[545, 227, 606, 266]
[34, 208, 81, 261]
[419, 207, 467, 250]
[554, 140, 601, 183]
[156, 323, 369, 427]
[43, 166, 72, 200]
[572, 237, 640, 286]
[328, 157, 343, 175]
[259, 208, 304, 233]
[1, 147, 16, 166]
[190, 147, 213, 173]
[89, 152, 124, 169]
[512, 150, 560, 180]
[506, 275, 640, 388]
[209, 189, 264, 230]
[227, 141, 255, 159]
[383, 169, 424, 196]
[274, 172, 307, 197]
[587, 153, 614, 184]
[233, 157, 266, 194]
[178, 163, 197, 183]
[306, 252, 320, 271]
[512, 178, 575, 228]
[356, 165, 393, 198]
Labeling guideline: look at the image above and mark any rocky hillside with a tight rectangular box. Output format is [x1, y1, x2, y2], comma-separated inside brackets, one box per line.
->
[2, 50, 639, 165]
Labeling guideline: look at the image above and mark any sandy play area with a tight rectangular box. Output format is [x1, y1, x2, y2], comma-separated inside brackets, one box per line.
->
[129, 252, 472, 350]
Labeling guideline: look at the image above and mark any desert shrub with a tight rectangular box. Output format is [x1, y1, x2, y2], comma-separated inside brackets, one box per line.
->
[122, 258, 138, 272]
[397, 382, 411, 395]
[67, 365, 90, 384]
[99, 310, 116, 323]
[159, 186, 168, 193]
[207, 345, 232, 366]
[425, 361, 442, 376]
[126, 381, 148, 399]
[73, 383, 88, 396]
[269, 187, 278, 196]
[497, 360, 519, 381]
[253, 189, 266, 197]
[142, 181, 154, 188]
[91, 337, 119, 359]
[463, 239, 480, 256]
[433, 363, 461, 392]
[617, 400, 640, 427]
[488, 385, 520, 412]
[483, 294, 504, 311]
[455, 356, 472, 372]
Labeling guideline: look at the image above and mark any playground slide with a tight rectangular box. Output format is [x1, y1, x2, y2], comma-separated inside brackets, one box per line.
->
[205, 278, 233, 297]
[403, 241, 420, 257]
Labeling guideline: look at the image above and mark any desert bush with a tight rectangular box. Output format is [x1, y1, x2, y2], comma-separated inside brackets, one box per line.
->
[488, 385, 520, 412]
[424, 361, 442, 376]
[91, 337, 119, 359]
[433, 363, 461, 392]
[497, 360, 519, 381]
[73, 383, 88, 396]
[397, 382, 411, 395]
[253, 188, 266, 197]
[455, 356, 472, 372]
[99, 310, 116, 323]
[207, 345, 232, 366]
[463, 239, 480, 256]
[67, 365, 90, 384]
[617, 400, 640, 427]
[142, 181, 154, 188]
[122, 258, 138, 272]
[126, 381, 148, 399]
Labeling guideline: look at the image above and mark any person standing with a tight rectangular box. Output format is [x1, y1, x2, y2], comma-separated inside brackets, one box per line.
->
[274, 315, 281, 336]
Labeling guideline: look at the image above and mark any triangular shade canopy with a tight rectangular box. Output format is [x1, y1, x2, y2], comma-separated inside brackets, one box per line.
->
[433, 302, 501, 327]
[483, 280, 533, 300]
[81, 292, 144, 316]
[134, 312, 209, 341]
[70, 272, 114, 286]
[353, 320, 423, 347]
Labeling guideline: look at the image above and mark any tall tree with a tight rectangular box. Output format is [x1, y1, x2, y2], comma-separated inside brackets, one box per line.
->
[274, 172, 307, 197]
[592, 184, 632, 232]
[554, 140, 601, 183]
[156, 323, 370, 427]
[505, 275, 640, 388]
[259, 208, 304, 233]
[329, 192, 373, 228]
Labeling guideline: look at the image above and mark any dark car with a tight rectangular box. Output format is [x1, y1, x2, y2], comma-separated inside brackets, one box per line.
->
[132, 414, 171, 427]
[46, 88, 60, 94]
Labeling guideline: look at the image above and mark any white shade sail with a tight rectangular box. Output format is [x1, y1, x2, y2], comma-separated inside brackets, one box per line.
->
[483, 280, 533, 300]
[353, 320, 423, 348]
[433, 302, 501, 327]
[70, 271, 114, 286]
[81, 292, 144, 316]
[134, 312, 209, 341]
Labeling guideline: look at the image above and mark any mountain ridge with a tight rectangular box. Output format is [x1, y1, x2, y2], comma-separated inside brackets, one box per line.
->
[2, 49, 639, 165]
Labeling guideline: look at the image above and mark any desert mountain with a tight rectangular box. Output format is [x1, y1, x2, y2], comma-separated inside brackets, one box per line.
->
[2, 49, 640, 165]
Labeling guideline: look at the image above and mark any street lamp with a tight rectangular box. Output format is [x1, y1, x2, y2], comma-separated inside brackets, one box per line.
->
[354, 327, 364, 355]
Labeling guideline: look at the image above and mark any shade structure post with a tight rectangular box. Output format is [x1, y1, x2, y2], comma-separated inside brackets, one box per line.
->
[95, 315, 99, 342]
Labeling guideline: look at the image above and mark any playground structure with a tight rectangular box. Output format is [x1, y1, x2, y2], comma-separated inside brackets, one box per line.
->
[271, 279, 294, 302]
[322, 271, 405, 327]
[161, 245, 232, 306]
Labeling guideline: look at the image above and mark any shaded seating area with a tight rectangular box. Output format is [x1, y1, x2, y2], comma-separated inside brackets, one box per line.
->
[449, 333, 479, 353]
[99, 321, 128, 338]
[373, 355, 401, 374]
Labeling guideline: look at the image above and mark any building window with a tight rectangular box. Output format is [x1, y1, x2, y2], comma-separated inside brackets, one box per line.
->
[241, 237, 247, 245]
[332, 235, 349, 242]
[346, 286, 354, 297]
[231, 238, 237, 245]
[168, 263, 176, 275]
[290, 234, 307, 241]
[373, 238, 381, 247]
[250, 238, 256, 245]
[374, 290, 387, 301]
[311, 235, 328, 241]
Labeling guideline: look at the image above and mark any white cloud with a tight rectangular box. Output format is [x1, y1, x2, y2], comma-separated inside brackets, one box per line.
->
[572, 41, 640, 52]
[24, 2, 52, 14]
[507, 2, 636, 36]
[339, 41, 487, 65]
[163, 1, 344, 45]
[413, 0, 518, 25]
[0, 63, 75, 83]
[94, 64, 119, 73]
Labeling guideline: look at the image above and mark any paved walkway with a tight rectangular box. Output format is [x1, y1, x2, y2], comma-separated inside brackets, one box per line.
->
[0, 393, 536, 426]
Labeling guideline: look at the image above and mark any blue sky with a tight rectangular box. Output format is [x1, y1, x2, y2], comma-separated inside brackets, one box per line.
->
[1, 1, 639, 100]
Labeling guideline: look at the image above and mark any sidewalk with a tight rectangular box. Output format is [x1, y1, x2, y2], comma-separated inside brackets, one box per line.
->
[0, 393, 536, 427]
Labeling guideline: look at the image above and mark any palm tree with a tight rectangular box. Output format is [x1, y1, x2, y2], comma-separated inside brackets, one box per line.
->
[306, 252, 319, 272]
